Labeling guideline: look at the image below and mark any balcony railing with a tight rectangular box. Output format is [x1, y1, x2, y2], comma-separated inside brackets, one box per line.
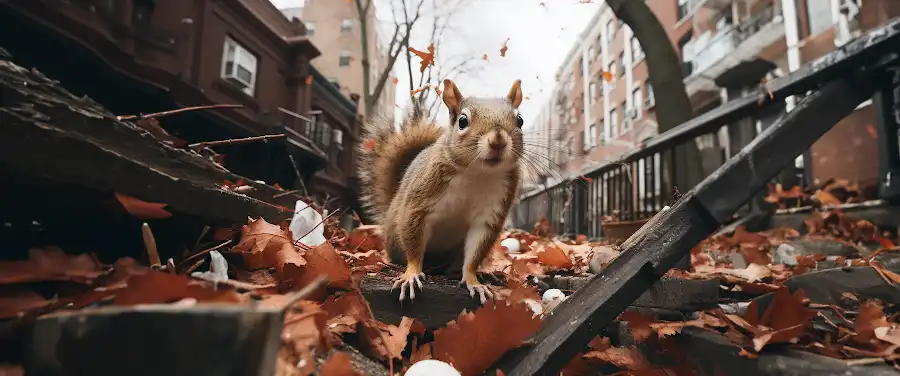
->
[275, 108, 329, 159]
[510, 17, 900, 239]
[683, 2, 782, 93]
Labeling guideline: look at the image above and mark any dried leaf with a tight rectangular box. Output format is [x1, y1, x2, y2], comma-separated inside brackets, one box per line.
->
[432, 301, 542, 375]
[408, 43, 435, 73]
[113, 271, 245, 306]
[535, 244, 573, 269]
[743, 286, 815, 351]
[319, 352, 360, 376]
[583, 346, 649, 370]
[500, 38, 510, 57]
[347, 225, 384, 252]
[853, 300, 890, 344]
[114, 192, 173, 219]
[0, 247, 104, 284]
[0, 285, 51, 319]
[618, 310, 655, 343]
[283, 301, 328, 374]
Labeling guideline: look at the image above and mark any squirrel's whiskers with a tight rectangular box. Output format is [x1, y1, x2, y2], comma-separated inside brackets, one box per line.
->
[357, 79, 525, 304]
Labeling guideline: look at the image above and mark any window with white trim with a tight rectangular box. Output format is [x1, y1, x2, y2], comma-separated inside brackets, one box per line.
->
[339, 49, 351, 67]
[221, 37, 258, 96]
[340, 19, 353, 32]
[609, 107, 618, 139]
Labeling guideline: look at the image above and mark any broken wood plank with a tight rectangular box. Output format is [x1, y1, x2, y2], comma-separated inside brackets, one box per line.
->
[492, 56, 891, 375]
[24, 304, 285, 376]
[0, 59, 293, 226]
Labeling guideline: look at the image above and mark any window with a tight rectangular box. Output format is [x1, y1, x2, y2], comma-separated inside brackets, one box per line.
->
[305, 22, 316, 36]
[587, 45, 595, 62]
[631, 35, 643, 60]
[609, 107, 618, 139]
[221, 37, 258, 96]
[646, 82, 654, 99]
[599, 122, 607, 145]
[589, 82, 597, 104]
[607, 61, 616, 78]
[339, 49, 351, 67]
[806, 0, 833, 35]
[632, 87, 643, 111]
[340, 19, 353, 32]
[622, 101, 631, 131]
[618, 52, 626, 77]
[567, 137, 574, 158]
[588, 122, 597, 148]
[677, 0, 690, 20]
[595, 34, 603, 56]
[605, 19, 615, 43]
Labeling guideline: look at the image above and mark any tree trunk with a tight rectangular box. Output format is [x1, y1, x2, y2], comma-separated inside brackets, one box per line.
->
[355, 0, 374, 116]
[607, 0, 701, 269]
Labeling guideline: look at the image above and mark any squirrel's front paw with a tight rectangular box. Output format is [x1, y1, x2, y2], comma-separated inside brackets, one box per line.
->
[460, 279, 495, 304]
[391, 267, 425, 302]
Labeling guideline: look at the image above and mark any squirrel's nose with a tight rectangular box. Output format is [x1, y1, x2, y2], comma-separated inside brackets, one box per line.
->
[489, 138, 507, 151]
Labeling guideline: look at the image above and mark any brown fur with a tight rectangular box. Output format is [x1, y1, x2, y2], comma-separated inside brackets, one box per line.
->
[357, 80, 525, 287]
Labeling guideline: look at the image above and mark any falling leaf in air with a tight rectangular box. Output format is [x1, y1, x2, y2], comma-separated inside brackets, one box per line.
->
[483, 54, 489, 61]
[114, 192, 173, 220]
[431, 301, 542, 376]
[392, 76, 399, 85]
[363, 139, 377, 151]
[305, 75, 313, 85]
[409, 43, 435, 73]
[0, 246, 104, 284]
[500, 38, 510, 57]
[319, 352, 360, 376]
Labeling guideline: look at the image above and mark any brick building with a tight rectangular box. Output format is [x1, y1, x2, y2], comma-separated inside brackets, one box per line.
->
[278, 0, 396, 120]
[0, 0, 364, 216]
[526, 0, 900, 194]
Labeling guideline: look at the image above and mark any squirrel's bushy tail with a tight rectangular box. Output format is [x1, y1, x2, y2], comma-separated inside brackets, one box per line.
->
[357, 102, 442, 224]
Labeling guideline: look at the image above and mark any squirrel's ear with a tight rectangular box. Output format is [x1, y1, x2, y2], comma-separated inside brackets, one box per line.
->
[506, 79, 523, 109]
[442, 79, 464, 119]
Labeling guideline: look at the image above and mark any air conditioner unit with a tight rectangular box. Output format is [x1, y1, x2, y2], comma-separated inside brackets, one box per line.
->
[622, 119, 632, 130]
[626, 108, 638, 119]
[645, 95, 656, 109]
[223, 61, 253, 89]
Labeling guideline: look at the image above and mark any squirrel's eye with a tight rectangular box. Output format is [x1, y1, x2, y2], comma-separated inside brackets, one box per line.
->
[458, 114, 469, 130]
[516, 115, 524, 128]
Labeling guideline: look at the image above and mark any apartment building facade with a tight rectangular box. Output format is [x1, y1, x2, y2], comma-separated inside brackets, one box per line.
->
[0, 0, 364, 214]
[528, 0, 900, 193]
[279, 0, 396, 120]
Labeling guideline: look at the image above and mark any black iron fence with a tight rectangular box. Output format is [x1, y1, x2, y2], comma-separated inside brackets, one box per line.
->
[512, 19, 900, 239]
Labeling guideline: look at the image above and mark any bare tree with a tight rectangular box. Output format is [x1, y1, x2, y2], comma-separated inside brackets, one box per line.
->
[403, 0, 485, 121]
[354, 0, 426, 117]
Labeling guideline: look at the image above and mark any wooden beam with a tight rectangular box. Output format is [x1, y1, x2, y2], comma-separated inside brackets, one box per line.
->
[492, 62, 889, 375]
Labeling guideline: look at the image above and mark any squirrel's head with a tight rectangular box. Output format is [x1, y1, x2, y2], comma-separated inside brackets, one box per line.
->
[441, 79, 525, 170]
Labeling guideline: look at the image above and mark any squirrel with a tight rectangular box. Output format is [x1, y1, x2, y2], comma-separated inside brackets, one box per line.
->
[357, 79, 525, 303]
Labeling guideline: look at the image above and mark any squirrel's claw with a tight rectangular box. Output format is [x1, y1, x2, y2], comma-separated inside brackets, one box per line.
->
[462, 280, 495, 304]
[392, 272, 424, 302]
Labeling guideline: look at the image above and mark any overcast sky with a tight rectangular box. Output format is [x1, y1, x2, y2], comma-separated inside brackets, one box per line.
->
[270, 0, 598, 129]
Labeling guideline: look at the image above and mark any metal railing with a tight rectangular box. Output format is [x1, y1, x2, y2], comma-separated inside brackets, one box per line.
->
[512, 15, 899, 239]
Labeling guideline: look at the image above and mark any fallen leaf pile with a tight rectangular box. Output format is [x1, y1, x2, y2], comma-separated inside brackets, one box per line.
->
[765, 178, 869, 209]
[4, 186, 900, 375]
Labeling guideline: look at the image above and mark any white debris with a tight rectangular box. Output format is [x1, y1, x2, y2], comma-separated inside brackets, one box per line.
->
[500, 237, 521, 253]
[405, 359, 461, 376]
[289, 200, 326, 246]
